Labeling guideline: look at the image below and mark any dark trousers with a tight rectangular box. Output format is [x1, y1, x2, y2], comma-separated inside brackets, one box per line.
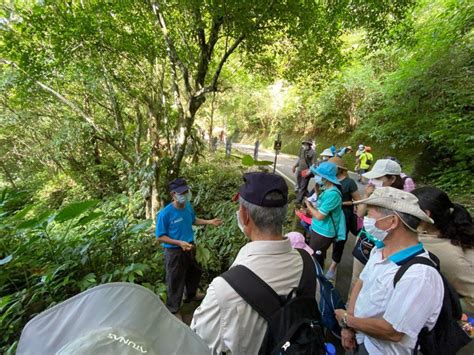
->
[308, 229, 334, 267]
[164, 247, 202, 313]
[296, 174, 311, 203]
[332, 207, 359, 263]
[332, 239, 346, 264]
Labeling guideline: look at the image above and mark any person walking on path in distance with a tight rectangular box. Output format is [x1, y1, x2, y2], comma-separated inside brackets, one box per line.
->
[358, 146, 373, 183]
[355, 144, 365, 175]
[292, 138, 316, 204]
[155, 178, 222, 319]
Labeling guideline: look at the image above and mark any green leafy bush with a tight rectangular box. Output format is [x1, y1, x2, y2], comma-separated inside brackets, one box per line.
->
[181, 156, 247, 283]
[0, 190, 161, 353]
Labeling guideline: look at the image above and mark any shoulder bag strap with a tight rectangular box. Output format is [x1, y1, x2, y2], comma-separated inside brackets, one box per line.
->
[393, 256, 438, 287]
[295, 248, 316, 297]
[221, 265, 281, 321]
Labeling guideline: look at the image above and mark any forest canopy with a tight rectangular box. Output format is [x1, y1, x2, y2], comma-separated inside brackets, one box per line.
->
[1, 0, 473, 352]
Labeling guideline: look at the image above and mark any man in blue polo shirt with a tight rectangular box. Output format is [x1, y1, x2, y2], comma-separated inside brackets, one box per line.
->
[334, 187, 443, 355]
[156, 178, 222, 318]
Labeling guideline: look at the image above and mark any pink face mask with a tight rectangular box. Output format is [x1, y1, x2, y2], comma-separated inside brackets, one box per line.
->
[368, 179, 384, 187]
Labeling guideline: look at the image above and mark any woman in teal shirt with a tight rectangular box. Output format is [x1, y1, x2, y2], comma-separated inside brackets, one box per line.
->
[304, 161, 346, 267]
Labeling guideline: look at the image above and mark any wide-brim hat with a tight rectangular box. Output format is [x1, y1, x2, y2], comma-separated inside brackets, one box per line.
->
[363, 159, 401, 179]
[310, 162, 341, 185]
[320, 148, 334, 157]
[302, 138, 313, 145]
[354, 187, 433, 223]
[329, 156, 347, 170]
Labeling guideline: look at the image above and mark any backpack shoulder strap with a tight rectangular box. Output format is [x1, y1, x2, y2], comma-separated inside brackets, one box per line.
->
[221, 265, 281, 321]
[393, 255, 439, 287]
[295, 248, 316, 297]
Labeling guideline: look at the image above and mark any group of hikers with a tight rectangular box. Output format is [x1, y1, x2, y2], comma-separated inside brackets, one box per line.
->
[154, 138, 473, 354]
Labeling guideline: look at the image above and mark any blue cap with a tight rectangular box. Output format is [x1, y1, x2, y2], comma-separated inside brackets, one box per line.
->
[168, 178, 189, 194]
[238, 172, 288, 207]
[310, 162, 340, 185]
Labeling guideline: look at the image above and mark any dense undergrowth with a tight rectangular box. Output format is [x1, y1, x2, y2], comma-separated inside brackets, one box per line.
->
[0, 154, 250, 353]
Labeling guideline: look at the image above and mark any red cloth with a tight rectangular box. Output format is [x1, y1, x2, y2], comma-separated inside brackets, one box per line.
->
[295, 210, 312, 225]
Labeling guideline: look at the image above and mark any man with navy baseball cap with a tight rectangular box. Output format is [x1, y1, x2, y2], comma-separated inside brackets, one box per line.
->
[192, 172, 321, 354]
[155, 177, 222, 319]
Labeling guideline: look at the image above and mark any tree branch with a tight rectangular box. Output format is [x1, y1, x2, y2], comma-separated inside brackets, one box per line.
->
[149, 0, 192, 95]
[195, 34, 245, 98]
[1, 58, 135, 165]
[195, 15, 224, 89]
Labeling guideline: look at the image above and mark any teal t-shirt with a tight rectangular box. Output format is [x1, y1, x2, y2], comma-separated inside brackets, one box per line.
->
[310, 187, 346, 239]
[155, 201, 196, 249]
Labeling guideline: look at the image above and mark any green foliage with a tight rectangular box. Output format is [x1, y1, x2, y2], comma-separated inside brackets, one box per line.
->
[181, 156, 247, 282]
[241, 154, 273, 167]
[0, 190, 162, 353]
[354, 0, 474, 194]
[0, 154, 246, 351]
[220, 0, 473, 197]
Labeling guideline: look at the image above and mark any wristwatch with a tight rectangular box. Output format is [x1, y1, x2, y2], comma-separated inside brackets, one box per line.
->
[340, 312, 349, 329]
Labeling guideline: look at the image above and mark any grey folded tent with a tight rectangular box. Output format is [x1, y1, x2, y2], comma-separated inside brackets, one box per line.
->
[17, 282, 211, 355]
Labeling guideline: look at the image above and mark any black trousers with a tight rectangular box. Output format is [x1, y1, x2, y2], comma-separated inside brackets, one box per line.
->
[164, 247, 202, 313]
[308, 229, 335, 267]
[296, 173, 311, 203]
[332, 207, 359, 263]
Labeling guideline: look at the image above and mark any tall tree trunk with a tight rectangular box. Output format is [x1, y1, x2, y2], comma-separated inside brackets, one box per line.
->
[208, 91, 216, 150]
[0, 162, 16, 188]
[172, 95, 206, 177]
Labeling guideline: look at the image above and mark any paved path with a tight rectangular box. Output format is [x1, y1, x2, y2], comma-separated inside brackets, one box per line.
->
[234, 143, 362, 301]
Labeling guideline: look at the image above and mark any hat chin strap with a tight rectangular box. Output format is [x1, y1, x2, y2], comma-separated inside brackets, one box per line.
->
[393, 211, 418, 233]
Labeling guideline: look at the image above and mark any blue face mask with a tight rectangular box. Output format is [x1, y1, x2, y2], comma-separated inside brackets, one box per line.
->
[175, 194, 186, 204]
[314, 175, 325, 188]
[176, 190, 192, 204]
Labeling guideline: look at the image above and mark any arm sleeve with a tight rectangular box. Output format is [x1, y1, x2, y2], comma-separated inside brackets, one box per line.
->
[155, 210, 169, 237]
[191, 282, 226, 353]
[318, 190, 341, 215]
[383, 266, 444, 338]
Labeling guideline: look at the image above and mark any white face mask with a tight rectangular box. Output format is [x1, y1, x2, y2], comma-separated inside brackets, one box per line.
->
[363, 216, 393, 241]
[236, 211, 245, 233]
[368, 179, 384, 188]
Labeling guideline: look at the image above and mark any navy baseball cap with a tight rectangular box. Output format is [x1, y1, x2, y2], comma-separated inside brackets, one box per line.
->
[169, 178, 189, 194]
[237, 172, 288, 207]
